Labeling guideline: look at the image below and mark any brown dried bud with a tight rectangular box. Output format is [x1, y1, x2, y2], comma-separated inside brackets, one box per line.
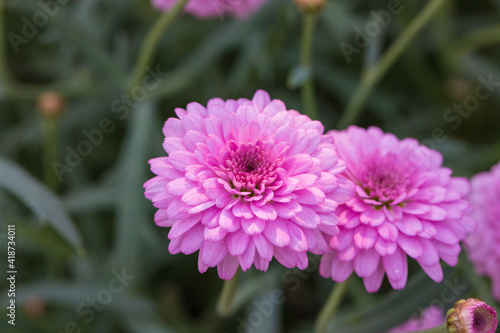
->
[446, 299, 497, 333]
[37, 91, 66, 117]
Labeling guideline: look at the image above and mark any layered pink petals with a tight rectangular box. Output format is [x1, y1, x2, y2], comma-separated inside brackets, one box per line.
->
[144, 90, 354, 280]
[320, 126, 475, 292]
[467, 161, 500, 301]
[151, 0, 267, 19]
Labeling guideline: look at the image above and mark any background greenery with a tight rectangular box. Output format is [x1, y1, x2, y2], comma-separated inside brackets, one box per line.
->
[1, 0, 500, 332]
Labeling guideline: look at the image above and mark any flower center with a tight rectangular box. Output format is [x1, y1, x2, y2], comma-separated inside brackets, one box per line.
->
[358, 153, 413, 206]
[223, 141, 281, 195]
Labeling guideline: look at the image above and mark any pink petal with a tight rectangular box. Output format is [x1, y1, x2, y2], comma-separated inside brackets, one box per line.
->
[217, 255, 240, 280]
[293, 174, 319, 190]
[241, 217, 266, 235]
[294, 188, 325, 205]
[382, 248, 408, 289]
[253, 233, 274, 260]
[219, 209, 240, 232]
[353, 249, 380, 277]
[402, 202, 430, 215]
[238, 239, 256, 271]
[168, 151, 199, 171]
[181, 187, 209, 206]
[353, 225, 377, 249]
[201, 239, 228, 266]
[287, 223, 308, 252]
[377, 222, 399, 241]
[274, 201, 302, 218]
[293, 206, 320, 228]
[329, 229, 353, 251]
[252, 90, 271, 111]
[263, 218, 290, 247]
[204, 226, 228, 242]
[232, 201, 254, 219]
[420, 205, 448, 221]
[250, 202, 277, 221]
[418, 262, 443, 282]
[397, 234, 423, 259]
[168, 217, 199, 239]
[394, 215, 423, 236]
[330, 256, 354, 282]
[274, 247, 298, 268]
[374, 237, 397, 256]
[180, 225, 204, 254]
[227, 228, 250, 256]
[363, 264, 385, 293]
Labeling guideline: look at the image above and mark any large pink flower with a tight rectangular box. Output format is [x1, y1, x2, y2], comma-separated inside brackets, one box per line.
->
[151, 0, 267, 19]
[144, 90, 354, 280]
[467, 161, 500, 301]
[387, 306, 445, 333]
[319, 126, 475, 292]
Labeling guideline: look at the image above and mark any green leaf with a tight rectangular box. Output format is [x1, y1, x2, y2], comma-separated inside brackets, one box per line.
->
[0, 157, 83, 252]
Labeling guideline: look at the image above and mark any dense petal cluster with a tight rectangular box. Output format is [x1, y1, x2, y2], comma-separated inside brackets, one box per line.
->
[467, 161, 500, 300]
[144, 90, 354, 279]
[319, 126, 475, 292]
[151, 0, 267, 18]
[387, 306, 445, 333]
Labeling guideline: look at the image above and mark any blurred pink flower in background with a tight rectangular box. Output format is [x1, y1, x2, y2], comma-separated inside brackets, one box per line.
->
[387, 306, 445, 333]
[467, 161, 500, 301]
[319, 126, 476, 292]
[144, 90, 354, 280]
[152, 0, 267, 19]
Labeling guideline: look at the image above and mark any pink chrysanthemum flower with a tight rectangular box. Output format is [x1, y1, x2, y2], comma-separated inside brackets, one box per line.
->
[319, 126, 476, 292]
[387, 306, 445, 333]
[446, 299, 498, 333]
[151, 0, 267, 19]
[467, 161, 500, 301]
[144, 90, 354, 280]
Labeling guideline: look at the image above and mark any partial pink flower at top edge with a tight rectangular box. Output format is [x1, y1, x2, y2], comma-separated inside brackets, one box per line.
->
[466, 161, 500, 301]
[144, 90, 355, 280]
[151, 0, 268, 19]
[387, 306, 445, 333]
[319, 126, 476, 292]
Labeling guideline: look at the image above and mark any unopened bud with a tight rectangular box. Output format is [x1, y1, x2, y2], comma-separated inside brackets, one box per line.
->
[37, 92, 65, 117]
[294, 0, 327, 13]
[446, 299, 497, 333]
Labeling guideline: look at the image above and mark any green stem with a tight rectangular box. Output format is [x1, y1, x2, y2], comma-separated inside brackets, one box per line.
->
[42, 116, 59, 192]
[215, 269, 241, 317]
[338, 0, 451, 129]
[415, 323, 448, 333]
[300, 11, 319, 120]
[314, 279, 351, 333]
[128, 0, 189, 90]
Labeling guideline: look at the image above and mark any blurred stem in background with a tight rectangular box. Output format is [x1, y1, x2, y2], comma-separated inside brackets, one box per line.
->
[314, 278, 351, 333]
[338, 0, 451, 129]
[216, 269, 241, 317]
[128, 0, 190, 90]
[38, 92, 66, 192]
[299, 11, 319, 120]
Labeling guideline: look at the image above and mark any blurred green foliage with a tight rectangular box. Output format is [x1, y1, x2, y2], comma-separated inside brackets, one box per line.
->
[1, 0, 500, 332]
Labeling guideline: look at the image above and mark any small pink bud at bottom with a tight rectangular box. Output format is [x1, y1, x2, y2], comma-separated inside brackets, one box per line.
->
[37, 92, 66, 117]
[446, 299, 497, 333]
